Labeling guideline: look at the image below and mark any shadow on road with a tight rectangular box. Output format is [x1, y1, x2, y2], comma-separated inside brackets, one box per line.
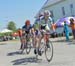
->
[7, 51, 23, 56]
[11, 57, 42, 65]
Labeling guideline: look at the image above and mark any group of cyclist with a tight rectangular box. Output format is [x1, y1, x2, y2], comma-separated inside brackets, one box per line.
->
[18, 10, 53, 56]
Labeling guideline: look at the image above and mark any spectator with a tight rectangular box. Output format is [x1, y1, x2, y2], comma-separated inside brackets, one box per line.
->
[64, 21, 69, 41]
[69, 18, 75, 39]
[51, 22, 57, 37]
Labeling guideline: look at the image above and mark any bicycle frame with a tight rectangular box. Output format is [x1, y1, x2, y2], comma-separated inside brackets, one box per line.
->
[43, 33, 50, 43]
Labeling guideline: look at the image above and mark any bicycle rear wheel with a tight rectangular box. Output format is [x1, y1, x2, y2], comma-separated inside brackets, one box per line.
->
[45, 40, 53, 62]
[26, 41, 31, 54]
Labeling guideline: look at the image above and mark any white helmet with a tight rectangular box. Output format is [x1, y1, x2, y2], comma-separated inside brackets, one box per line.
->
[44, 10, 51, 16]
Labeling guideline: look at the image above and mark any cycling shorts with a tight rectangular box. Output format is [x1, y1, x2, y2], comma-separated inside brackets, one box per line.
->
[35, 30, 41, 36]
[40, 25, 46, 30]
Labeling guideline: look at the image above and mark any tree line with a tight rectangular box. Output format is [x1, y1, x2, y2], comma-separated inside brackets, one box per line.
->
[7, 21, 17, 31]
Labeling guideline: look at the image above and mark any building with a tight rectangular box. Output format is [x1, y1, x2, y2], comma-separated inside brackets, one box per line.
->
[35, 0, 75, 22]
[35, 0, 75, 34]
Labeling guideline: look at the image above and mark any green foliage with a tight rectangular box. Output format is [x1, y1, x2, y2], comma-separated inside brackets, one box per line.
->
[0, 32, 12, 36]
[7, 21, 17, 31]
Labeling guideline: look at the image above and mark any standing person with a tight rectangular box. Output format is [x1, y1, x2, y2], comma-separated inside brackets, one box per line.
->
[51, 22, 57, 37]
[18, 28, 23, 49]
[69, 18, 75, 39]
[51, 22, 56, 32]
[64, 21, 69, 41]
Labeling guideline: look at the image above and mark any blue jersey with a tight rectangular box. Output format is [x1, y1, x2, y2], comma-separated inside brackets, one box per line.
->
[22, 25, 32, 32]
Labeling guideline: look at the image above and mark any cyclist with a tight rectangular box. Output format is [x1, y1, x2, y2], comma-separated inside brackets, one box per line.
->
[18, 28, 23, 49]
[22, 20, 32, 48]
[34, 10, 53, 55]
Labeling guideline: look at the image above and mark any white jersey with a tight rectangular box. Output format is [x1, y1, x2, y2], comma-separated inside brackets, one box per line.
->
[39, 16, 53, 31]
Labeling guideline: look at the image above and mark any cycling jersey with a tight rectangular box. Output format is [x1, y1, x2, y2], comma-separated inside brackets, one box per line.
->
[22, 25, 32, 34]
[39, 17, 52, 31]
[40, 24, 50, 31]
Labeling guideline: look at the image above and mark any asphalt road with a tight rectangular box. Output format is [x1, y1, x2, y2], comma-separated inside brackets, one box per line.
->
[0, 37, 75, 66]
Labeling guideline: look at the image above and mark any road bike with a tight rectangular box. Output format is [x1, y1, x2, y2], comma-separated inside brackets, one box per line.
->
[21, 33, 32, 54]
[35, 30, 53, 62]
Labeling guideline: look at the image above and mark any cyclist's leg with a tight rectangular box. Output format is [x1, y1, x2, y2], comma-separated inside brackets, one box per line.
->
[34, 30, 39, 54]
[45, 34, 51, 48]
[33, 35, 36, 48]
[30, 32, 35, 48]
[34, 35, 38, 53]
[36, 31, 42, 55]
[33, 29, 42, 55]
[21, 34, 27, 49]
[38, 34, 41, 49]
[34, 30, 38, 48]
[25, 30, 30, 47]
[20, 36, 23, 49]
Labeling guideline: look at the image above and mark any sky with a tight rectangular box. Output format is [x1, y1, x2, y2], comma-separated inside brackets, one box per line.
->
[0, 0, 47, 29]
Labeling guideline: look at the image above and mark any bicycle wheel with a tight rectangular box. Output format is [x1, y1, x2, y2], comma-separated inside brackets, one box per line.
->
[45, 40, 53, 62]
[26, 41, 31, 54]
[40, 39, 45, 54]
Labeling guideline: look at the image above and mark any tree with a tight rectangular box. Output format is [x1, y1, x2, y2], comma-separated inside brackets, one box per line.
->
[7, 21, 17, 31]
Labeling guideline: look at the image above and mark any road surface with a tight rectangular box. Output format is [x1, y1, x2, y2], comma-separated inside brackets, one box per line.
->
[0, 37, 75, 66]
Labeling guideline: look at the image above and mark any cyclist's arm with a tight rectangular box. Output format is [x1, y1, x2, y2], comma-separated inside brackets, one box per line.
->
[22, 26, 26, 35]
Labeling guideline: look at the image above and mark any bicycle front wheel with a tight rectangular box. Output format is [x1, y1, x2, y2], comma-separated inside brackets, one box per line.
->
[21, 43, 25, 54]
[45, 40, 53, 62]
[26, 41, 31, 54]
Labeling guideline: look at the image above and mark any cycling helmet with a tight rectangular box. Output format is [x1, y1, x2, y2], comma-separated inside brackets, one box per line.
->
[44, 10, 51, 16]
[25, 20, 30, 25]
